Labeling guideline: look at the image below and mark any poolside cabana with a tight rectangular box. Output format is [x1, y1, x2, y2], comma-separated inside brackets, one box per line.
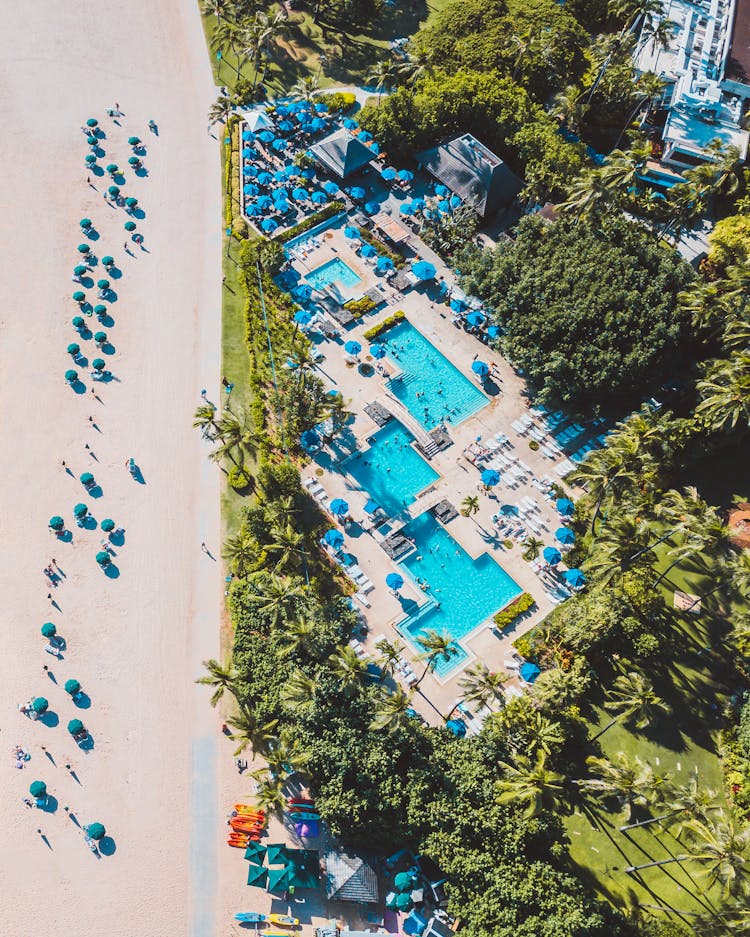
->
[371, 212, 410, 244]
[246, 110, 274, 133]
[417, 133, 523, 218]
[309, 130, 376, 179]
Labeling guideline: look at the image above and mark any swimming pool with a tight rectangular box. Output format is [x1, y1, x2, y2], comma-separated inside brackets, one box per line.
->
[397, 512, 522, 677]
[343, 419, 439, 517]
[306, 257, 361, 291]
[382, 320, 487, 429]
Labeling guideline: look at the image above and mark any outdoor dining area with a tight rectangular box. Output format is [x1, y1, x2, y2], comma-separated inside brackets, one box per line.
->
[243, 841, 320, 892]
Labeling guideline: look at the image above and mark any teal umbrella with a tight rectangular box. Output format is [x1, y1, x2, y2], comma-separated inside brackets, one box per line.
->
[267, 866, 292, 892]
[79, 218, 92, 229]
[65, 369, 78, 383]
[73, 503, 88, 518]
[395, 871, 413, 892]
[106, 163, 118, 174]
[395, 892, 413, 911]
[247, 865, 268, 887]
[74, 265, 88, 276]
[32, 697, 48, 714]
[41, 621, 57, 637]
[100, 518, 115, 532]
[29, 780, 47, 798]
[97, 279, 110, 290]
[128, 156, 139, 166]
[64, 679, 81, 696]
[48, 517, 64, 531]
[96, 551, 111, 566]
[73, 291, 85, 302]
[128, 136, 141, 146]
[125, 197, 138, 207]
[67, 343, 80, 356]
[72, 316, 85, 329]
[80, 472, 95, 486]
[92, 358, 105, 371]
[108, 185, 120, 197]
[124, 221, 136, 231]
[86, 118, 98, 128]
[87, 136, 98, 146]
[68, 718, 84, 735]
[94, 331, 107, 344]
[77, 244, 90, 253]
[85, 822, 105, 840]
[244, 841, 267, 863]
[94, 304, 107, 316]
[101, 256, 114, 266]
[85, 154, 97, 164]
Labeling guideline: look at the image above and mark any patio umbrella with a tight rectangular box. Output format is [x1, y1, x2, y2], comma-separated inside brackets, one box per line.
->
[370, 142, 380, 155]
[79, 218, 92, 229]
[125, 197, 138, 208]
[273, 168, 290, 182]
[300, 168, 316, 180]
[466, 311, 486, 328]
[348, 186, 366, 199]
[361, 243, 377, 258]
[311, 117, 326, 131]
[64, 679, 81, 696]
[257, 171, 273, 185]
[68, 718, 84, 735]
[344, 226, 360, 239]
[246, 865, 268, 888]
[300, 430, 319, 449]
[258, 130, 275, 143]
[273, 187, 290, 202]
[101, 256, 114, 267]
[437, 199, 450, 213]
[434, 184, 449, 197]
[32, 697, 48, 714]
[563, 568, 586, 587]
[292, 187, 309, 201]
[344, 340, 361, 356]
[243, 165, 259, 179]
[73, 291, 86, 303]
[96, 551, 111, 566]
[395, 892, 413, 912]
[381, 167, 397, 182]
[87, 136, 98, 147]
[449, 194, 462, 209]
[310, 190, 327, 204]
[256, 194, 273, 209]
[376, 256, 394, 274]
[556, 526, 575, 545]
[369, 342, 386, 359]
[73, 503, 88, 518]
[399, 203, 414, 216]
[278, 119, 295, 132]
[450, 297, 467, 313]
[272, 138, 287, 151]
[323, 181, 339, 195]
[65, 369, 78, 383]
[80, 472, 94, 486]
[543, 546, 562, 565]
[105, 163, 118, 174]
[343, 118, 358, 129]
[48, 518, 64, 532]
[77, 244, 90, 253]
[41, 621, 57, 637]
[29, 781, 47, 798]
[314, 102, 328, 113]
[323, 528, 344, 549]
[67, 343, 80, 356]
[330, 498, 349, 517]
[128, 136, 141, 146]
[85, 823, 106, 841]
[293, 309, 313, 326]
[128, 156, 140, 166]
[243, 183, 259, 196]
[411, 260, 436, 280]
[74, 265, 88, 276]
[101, 518, 115, 532]
[92, 358, 106, 371]
[386, 572, 404, 590]
[124, 221, 137, 231]
[411, 197, 425, 211]
[244, 841, 267, 863]
[327, 389, 342, 399]
[394, 871, 413, 892]
[94, 305, 107, 316]
[481, 468, 500, 487]
[267, 866, 292, 892]
[300, 122, 316, 134]
[72, 316, 85, 330]
[556, 497, 574, 515]
[85, 153, 97, 164]
[487, 325, 500, 339]
[243, 147, 260, 160]
[472, 361, 489, 379]
[97, 279, 110, 290]
[292, 285, 313, 302]
[500, 504, 519, 516]
[86, 118, 98, 127]
[242, 130, 255, 141]
[275, 199, 290, 213]
[261, 218, 279, 233]
[520, 662, 541, 683]
[397, 169, 414, 182]
[358, 129, 373, 142]
[108, 185, 120, 197]
[363, 200, 380, 214]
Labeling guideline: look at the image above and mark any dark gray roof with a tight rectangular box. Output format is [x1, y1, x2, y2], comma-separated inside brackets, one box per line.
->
[325, 851, 379, 903]
[418, 134, 523, 217]
[310, 131, 376, 179]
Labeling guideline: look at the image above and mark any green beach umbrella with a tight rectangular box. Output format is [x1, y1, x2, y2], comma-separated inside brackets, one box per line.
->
[73, 291, 85, 302]
[247, 865, 268, 887]
[243, 842, 267, 863]
[128, 136, 141, 146]
[125, 197, 138, 207]
[395, 892, 413, 912]
[94, 304, 107, 316]
[94, 331, 107, 344]
[128, 156, 139, 166]
[101, 256, 114, 266]
[267, 866, 292, 892]
[80, 472, 94, 486]
[108, 187, 120, 198]
[65, 369, 78, 383]
[85, 154, 97, 164]
[48, 517, 64, 532]
[41, 621, 57, 637]
[266, 844, 290, 865]
[106, 163, 118, 174]
[86, 118, 98, 128]
[29, 781, 47, 798]
[73, 502, 88, 518]
[124, 221, 136, 232]
[97, 279, 110, 290]
[79, 218, 92, 229]
[87, 135, 98, 147]
[92, 358, 105, 371]
[67, 343, 80, 356]
[96, 551, 111, 566]
[74, 264, 88, 276]
[395, 872, 413, 892]
[32, 697, 48, 714]
[85, 823, 105, 841]
[100, 518, 115, 532]
[72, 316, 85, 329]
[77, 244, 90, 253]
[68, 718, 84, 735]
[64, 679, 81, 696]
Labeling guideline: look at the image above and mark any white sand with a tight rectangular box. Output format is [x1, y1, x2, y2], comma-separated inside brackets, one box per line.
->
[0, 2, 225, 933]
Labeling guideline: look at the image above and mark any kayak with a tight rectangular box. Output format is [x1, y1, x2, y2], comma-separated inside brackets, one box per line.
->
[228, 837, 258, 847]
[230, 820, 264, 833]
[234, 805, 266, 816]
[268, 914, 300, 926]
[234, 912, 266, 923]
[289, 812, 320, 821]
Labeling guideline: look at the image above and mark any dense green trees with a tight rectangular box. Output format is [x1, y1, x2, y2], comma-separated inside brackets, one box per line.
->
[460, 214, 694, 413]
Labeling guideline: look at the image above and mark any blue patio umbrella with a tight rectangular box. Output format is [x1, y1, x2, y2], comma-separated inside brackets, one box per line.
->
[348, 186, 366, 200]
[376, 256, 395, 273]
[487, 325, 500, 339]
[243, 183, 259, 196]
[369, 342, 386, 359]
[327, 389, 342, 398]
[323, 528, 345, 549]
[257, 172, 273, 187]
[472, 360, 489, 379]
[555, 526, 576, 545]
[446, 719, 467, 737]
[520, 662, 541, 683]
[381, 166, 396, 181]
[500, 504, 519, 515]
[245, 203, 262, 217]
[543, 546, 562, 565]
[386, 572, 404, 590]
[435, 184, 449, 197]
[344, 226, 360, 239]
[242, 147, 256, 159]
[363, 200, 380, 214]
[314, 102, 328, 113]
[243, 165, 258, 178]
[358, 130, 373, 142]
[300, 168, 316, 180]
[343, 118, 358, 129]
[437, 199, 450, 213]
[361, 243, 377, 258]
[397, 169, 414, 182]
[411, 197, 425, 211]
[301, 122, 316, 134]
[292, 187, 310, 201]
[275, 199, 291, 213]
[369, 142, 380, 155]
[278, 119, 294, 132]
[261, 217, 279, 233]
[450, 297, 467, 313]
[310, 190, 327, 204]
[273, 168, 289, 182]
[364, 499, 380, 514]
[323, 181, 339, 195]
[293, 285, 313, 302]
[481, 468, 500, 487]
[311, 117, 326, 131]
[411, 260, 436, 280]
[330, 498, 349, 517]
[466, 311, 486, 328]
[563, 568, 586, 588]
[258, 130, 274, 143]
[294, 309, 313, 325]
[344, 340, 362, 355]
[556, 497, 574, 516]
[449, 194, 462, 209]
[300, 429, 319, 448]
[242, 130, 255, 141]
[272, 138, 287, 151]
[399, 203, 415, 216]
[273, 187, 290, 202]
[275, 105, 290, 116]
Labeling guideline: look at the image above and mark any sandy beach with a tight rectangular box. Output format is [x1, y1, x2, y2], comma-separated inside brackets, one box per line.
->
[0, 3, 223, 934]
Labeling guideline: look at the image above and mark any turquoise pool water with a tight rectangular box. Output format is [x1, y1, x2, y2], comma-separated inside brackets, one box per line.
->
[397, 512, 522, 676]
[382, 321, 487, 429]
[344, 419, 439, 516]
[306, 257, 361, 290]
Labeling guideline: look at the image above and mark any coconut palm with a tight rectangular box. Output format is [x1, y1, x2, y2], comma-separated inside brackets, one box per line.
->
[277, 617, 319, 659]
[196, 657, 238, 707]
[266, 522, 304, 573]
[620, 768, 720, 832]
[583, 753, 661, 820]
[370, 687, 414, 733]
[193, 404, 219, 440]
[496, 750, 566, 818]
[210, 19, 242, 78]
[609, 0, 665, 34]
[598, 671, 668, 737]
[522, 537, 543, 562]
[415, 631, 460, 686]
[227, 706, 278, 757]
[374, 638, 405, 681]
[290, 75, 320, 105]
[599, 143, 650, 197]
[328, 646, 370, 696]
[222, 530, 258, 577]
[200, 0, 236, 23]
[279, 668, 317, 713]
[258, 730, 310, 779]
[683, 811, 750, 898]
[396, 49, 433, 86]
[264, 495, 299, 528]
[460, 495, 480, 518]
[661, 181, 705, 242]
[527, 712, 566, 756]
[208, 94, 234, 127]
[697, 353, 750, 432]
[246, 573, 306, 627]
[686, 141, 744, 199]
[586, 515, 656, 586]
[210, 410, 257, 467]
[552, 84, 590, 135]
[558, 169, 612, 219]
[255, 773, 288, 815]
[459, 662, 508, 710]
[368, 59, 401, 101]
[654, 487, 730, 586]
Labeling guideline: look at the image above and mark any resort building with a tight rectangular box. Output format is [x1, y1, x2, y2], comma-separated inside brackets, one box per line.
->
[634, 0, 750, 167]
[310, 130, 377, 179]
[416, 134, 524, 217]
[324, 851, 379, 903]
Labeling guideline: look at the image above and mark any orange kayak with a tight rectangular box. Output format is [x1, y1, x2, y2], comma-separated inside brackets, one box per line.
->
[234, 805, 265, 817]
[228, 837, 258, 847]
[230, 820, 264, 833]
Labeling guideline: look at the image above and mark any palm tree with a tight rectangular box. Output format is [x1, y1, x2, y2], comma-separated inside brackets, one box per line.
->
[609, 0, 665, 35]
[599, 142, 651, 195]
[697, 353, 750, 432]
[415, 631, 460, 686]
[558, 169, 612, 220]
[459, 662, 508, 710]
[370, 687, 414, 732]
[551, 84, 590, 135]
[328, 646, 370, 696]
[210, 410, 257, 467]
[277, 617, 319, 659]
[460, 495, 480, 518]
[246, 573, 306, 627]
[279, 669, 317, 713]
[522, 537, 543, 562]
[211, 19, 242, 79]
[586, 515, 656, 586]
[368, 59, 400, 101]
[496, 750, 566, 818]
[619, 768, 719, 831]
[266, 522, 304, 573]
[374, 638, 405, 681]
[259, 730, 310, 779]
[396, 49, 433, 86]
[654, 487, 730, 586]
[208, 94, 233, 128]
[255, 773, 288, 815]
[528, 712, 566, 756]
[193, 404, 219, 440]
[290, 75, 320, 105]
[597, 671, 668, 738]
[222, 530, 258, 577]
[686, 140, 743, 200]
[683, 812, 750, 898]
[227, 706, 278, 757]
[239, 11, 287, 91]
[200, 0, 236, 23]
[196, 657, 238, 707]
[582, 753, 661, 820]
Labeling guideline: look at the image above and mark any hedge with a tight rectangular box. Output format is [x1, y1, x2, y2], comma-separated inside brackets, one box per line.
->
[357, 227, 406, 268]
[494, 592, 535, 629]
[276, 202, 345, 243]
[228, 117, 248, 239]
[363, 310, 405, 341]
[343, 296, 378, 318]
[318, 91, 357, 113]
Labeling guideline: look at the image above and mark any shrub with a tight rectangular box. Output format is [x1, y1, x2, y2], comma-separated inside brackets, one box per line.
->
[357, 227, 405, 268]
[494, 592, 535, 628]
[344, 296, 378, 317]
[529, 439, 540, 451]
[276, 202, 346, 243]
[514, 634, 534, 660]
[318, 90, 357, 113]
[363, 310, 405, 341]
[228, 466, 253, 492]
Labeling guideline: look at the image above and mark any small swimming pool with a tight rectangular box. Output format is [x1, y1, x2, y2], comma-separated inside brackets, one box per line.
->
[306, 257, 361, 291]
[382, 320, 487, 429]
[343, 420, 439, 517]
[397, 512, 522, 677]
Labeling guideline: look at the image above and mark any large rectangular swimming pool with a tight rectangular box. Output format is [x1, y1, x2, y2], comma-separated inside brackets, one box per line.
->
[397, 512, 522, 676]
[306, 257, 361, 291]
[343, 419, 439, 517]
[381, 320, 487, 429]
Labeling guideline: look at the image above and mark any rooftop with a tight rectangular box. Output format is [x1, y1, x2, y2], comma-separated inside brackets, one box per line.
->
[310, 130, 377, 179]
[325, 851, 379, 903]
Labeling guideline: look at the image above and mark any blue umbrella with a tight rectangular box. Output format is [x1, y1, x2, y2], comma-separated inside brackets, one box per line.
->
[472, 360, 489, 379]
[363, 200, 380, 215]
[500, 504, 519, 515]
[411, 260, 436, 280]
[294, 309, 313, 325]
[293, 284, 313, 302]
[399, 203, 415, 216]
[330, 498, 349, 517]
[369, 142, 380, 155]
[242, 130, 255, 141]
[520, 662, 541, 683]
[361, 243, 377, 258]
[327, 389, 342, 398]
[311, 190, 327, 204]
[487, 325, 500, 339]
[450, 298, 467, 313]
[314, 102, 328, 113]
[382, 167, 397, 181]
[292, 187, 310, 201]
[272, 138, 287, 151]
[343, 118, 358, 129]
[556, 527, 576, 545]
[437, 199, 450, 213]
[446, 718, 467, 737]
[275, 105, 290, 116]
[543, 546, 562, 565]
[556, 498, 574, 516]
[311, 117, 326, 131]
[449, 194, 462, 209]
[273, 168, 289, 182]
[301, 122, 316, 134]
[323, 181, 339, 195]
[344, 340, 362, 355]
[411, 197, 425, 211]
[466, 311, 486, 328]
[300, 429, 319, 449]
[273, 187, 290, 202]
[261, 217, 279, 233]
[258, 130, 274, 143]
[243, 183, 259, 196]
[245, 203, 262, 217]
[323, 528, 345, 549]
[348, 186, 366, 200]
[244, 165, 258, 178]
[344, 226, 360, 239]
[257, 171, 273, 185]
[435, 184, 449, 197]
[563, 568, 586, 587]
[397, 169, 414, 182]
[301, 167, 316, 180]
[376, 256, 395, 273]
[256, 195, 273, 209]
[275, 200, 291, 213]
[242, 147, 257, 160]
[386, 572, 404, 590]
[481, 468, 500, 487]
[278, 119, 294, 132]
[370, 342, 386, 359]
[358, 130, 373, 142]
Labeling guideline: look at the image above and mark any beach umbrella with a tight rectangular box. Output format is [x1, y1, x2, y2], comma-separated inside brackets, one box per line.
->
[386, 572, 404, 590]
[274, 199, 290, 213]
[314, 102, 328, 113]
[79, 218, 92, 229]
[245, 203, 262, 217]
[29, 781, 47, 798]
[277, 119, 295, 132]
[243, 183, 259, 196]
[323, 528, 345, 549]
[128, 156, 140, 167]
[92, 358, 105, 371]
[397, 169, 414, 182]
[327, 389, 342, 399]
[73, 291, 86, 303]
[86, 117, 98, 127]
[563, 568, 586, 588]
[348, 186, 366, 200]
[399, 203, 415, 216]
[105, 163, 118, 174]
[369, 342, 386, 359]
[244, 841, 267, 863]
[77, 244, 90, 254]
[394, 871, 414, 892]
[74, 265, 88, 276]
[258, 130, 274, 143]
[32, 697, 48, 714]
[357, 129, 373, 142]
[125, 197, 138, 208]
[48, 516, 64, 532]
[436, 199, 450, 213]
[411, 197, 425, 211]
[500, 504, 519, 516]
[330, 498, 349, 517]
[292, 284, 313, 302]
[520, 662, 541, 683]
[41, 621, 57, 637]
[343, 117, 358, 129]
[272, 139, 287, 151]
[243, 165, 259, 179]
[466, 311, 486, 328]
[256, 194, 273, 209]
[272, 168, 289, 182]
[363, 200, 380, 215]
[556, 526, 575, 545]
[85, 823, 106, 841]
[85, 154, 97, 164]
[450, 297, 467, 313]
[360, 243, 377, 258]
[381, 167, 397, 182]
[293, 309, 313, 326]
[128, 136, 141, 146]
[556, 497, 574, 516]
[292, 187, 309, 201]
[300, 167, 316, 180]
[246, 865, 268, 888]
[101, 518, 115, 532]
[344, 340, 361, 356]
[449, 194, 462, 209]
[257, 171, 273, 185]
[243, 147, 260, 160]
[93, 304, 107, 316]
[487, 325, 500, 339]
[97, 279, 110, 290]
[87, 136, 98, 147]
[434, 184, 449, 197]
[64, 679, 81, 696]
[323, 181, 339, 195]
[543, 546, 562, 565]
[108, 185, 120, 197]
[68, 718, 84, 735]
[369, 141, 380, 155]
[376, 256, 394, 274]
[310, 190, 327, 204]
[411, 260, 436, 280]
[80, 472, 95, 486]
[481, 468, 500, 487]
[242, 130, 255, 141]
[65, 369, 78, 383]
[67, 343, 81, 356]
[72, 316, 85, 330]
[261, 218, 278, 233]
[267, 866, 292, 892]
[96, 551, 111, 566]
[395, 892, 413, 912]
[300, 429, 319, 449]
[124, 221, 137, 231]
[100, 257, 114, 270]
[310, 117, 326, 131]
[300, 122, 316, 134]
[73, 503, 88, 518]
[344, 226, 360, 239]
